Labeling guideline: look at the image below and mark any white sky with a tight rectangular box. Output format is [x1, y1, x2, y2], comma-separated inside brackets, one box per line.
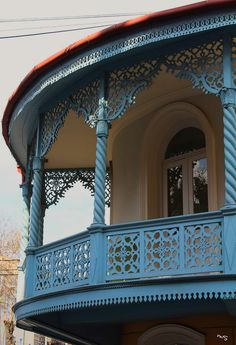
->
[0, 0, 204, 243]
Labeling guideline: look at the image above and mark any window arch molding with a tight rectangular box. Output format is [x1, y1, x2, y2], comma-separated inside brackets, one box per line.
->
[138, 324, 205, 345]
[139, 102, 217, 219]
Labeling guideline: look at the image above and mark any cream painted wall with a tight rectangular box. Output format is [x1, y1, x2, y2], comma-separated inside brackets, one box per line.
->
[111, 89, 225, 223]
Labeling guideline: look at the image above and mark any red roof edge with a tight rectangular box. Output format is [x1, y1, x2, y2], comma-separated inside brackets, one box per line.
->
[2, 0, 236, 156]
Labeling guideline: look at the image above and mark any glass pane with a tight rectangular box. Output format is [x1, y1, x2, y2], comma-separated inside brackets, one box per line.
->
[167, 165, 183, 217]
[165, 127, 205, 159]
[192, 158, 208, 213]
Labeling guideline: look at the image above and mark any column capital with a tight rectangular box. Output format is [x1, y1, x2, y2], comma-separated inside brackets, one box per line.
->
[220, 88, 236, 107]
[96, 119, 109, 137]
[32, 156, 43, 171]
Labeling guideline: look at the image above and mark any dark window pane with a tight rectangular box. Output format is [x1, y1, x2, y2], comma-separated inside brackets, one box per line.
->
[167, 165, 183, 217]
[165, 127, 205, 159]
[192, 158, 208, 213]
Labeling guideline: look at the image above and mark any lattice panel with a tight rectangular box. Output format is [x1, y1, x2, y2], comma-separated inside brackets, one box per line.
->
[184, 222, 222, 269]
[107, 59, 161, 121]
[73, 241, 90, 281]
[232, 37, 236, 88]
[41, 100, 69, 157]
[35, 253, 52, 290]
[53, 246, 71, 286]
[107, 233, 140, 276]
[165, 40, 224, 94]
[35, 240, 90, 291]
[144, 228, 180, 273]
[70, 79, 100, 122]
[44, 168, 111, 208]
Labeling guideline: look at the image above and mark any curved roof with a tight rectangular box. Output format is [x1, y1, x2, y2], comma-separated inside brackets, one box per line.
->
[2, 0, 236, 150]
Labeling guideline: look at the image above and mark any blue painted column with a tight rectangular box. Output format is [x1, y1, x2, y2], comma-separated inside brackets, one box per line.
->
[89, 77, 108, 285]
[25, 122, 44, 297]
[220, 37, 236, 275]
[221, 88, 236, 205]
[221, 37, 236, 207]
[92, 78, 109, 226]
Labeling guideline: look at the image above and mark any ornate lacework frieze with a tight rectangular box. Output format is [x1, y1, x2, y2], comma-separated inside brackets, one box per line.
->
[35, 238, 90, 292]
[40, 100, 69, 157]
[39, 35, 234, 156]
[43, 168, 111, 208]
[10, 9, 235, 128]
[232, 37, 236, 88]
[165, 40, 224, 94]
[70, 79, 100, 122]
[184, 222, 222, 269]
[106, 59, 161, 122]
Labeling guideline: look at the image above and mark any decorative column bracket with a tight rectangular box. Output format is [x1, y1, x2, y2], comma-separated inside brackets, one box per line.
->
[39, 59, 162, 160]
[40, 100, 70, 157]
[164, 39, 224, 95]
[43, 168, 111, 209]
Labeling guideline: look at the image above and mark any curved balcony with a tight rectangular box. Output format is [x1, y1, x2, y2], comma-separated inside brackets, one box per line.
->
[14, 210, 236, 336]
[33, 212, 224, 296]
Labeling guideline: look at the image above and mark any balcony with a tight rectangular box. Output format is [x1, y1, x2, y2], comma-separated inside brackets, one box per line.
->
[30, 211, 225, 297]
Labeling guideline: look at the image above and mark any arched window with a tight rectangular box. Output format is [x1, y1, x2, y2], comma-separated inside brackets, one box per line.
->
[163, 127, 208, 217]
[138, 324, 205, 345]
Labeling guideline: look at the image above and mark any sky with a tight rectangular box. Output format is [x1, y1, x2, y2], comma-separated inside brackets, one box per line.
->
[0, 0, 204, 243]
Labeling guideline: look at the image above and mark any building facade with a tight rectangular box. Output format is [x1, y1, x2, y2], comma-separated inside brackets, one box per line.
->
[2, 0, 236, 344]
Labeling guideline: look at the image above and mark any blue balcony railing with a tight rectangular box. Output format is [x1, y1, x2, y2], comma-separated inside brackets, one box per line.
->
[31, 211, 224, 296]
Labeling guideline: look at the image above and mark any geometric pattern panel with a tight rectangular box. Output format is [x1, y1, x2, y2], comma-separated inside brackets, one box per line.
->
[144, 228, 180, 273]
[53, 246, 71, 287]
[44, 168, 111, 209]
[184, 222, 222, 269]
[35, 252, 52, 290]
[106, 233, 140, 276]
[35, 239, 90, 291]
[73, 240, 90, 282]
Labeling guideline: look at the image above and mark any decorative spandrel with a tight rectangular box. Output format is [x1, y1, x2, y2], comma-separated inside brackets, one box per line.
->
[165, 40, 224, 94]
[106, 59, 161, 121]
[232, 37, 236, 88]
[43, 168, 111, 209]
[41, 100, 70, 157]
[70, 79, 100, 122]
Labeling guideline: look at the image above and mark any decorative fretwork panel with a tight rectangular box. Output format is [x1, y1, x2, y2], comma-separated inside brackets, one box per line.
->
[144, 228, 180, 273]
[35, 252, 52, 290]
[53, 246, 71, 286]
[41, 100, 69, 157]
[70, 79, 100, 122]
[73, 241, 90, 281]
[107, 233, 140, 276]
[184, 222, 222, 269]
[44, 168, 111, 208]
[106, 59, 161, 121]
[35, 238, 90, 292]
[232, 37, 236, 88]
[165, 40, 224, 94]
